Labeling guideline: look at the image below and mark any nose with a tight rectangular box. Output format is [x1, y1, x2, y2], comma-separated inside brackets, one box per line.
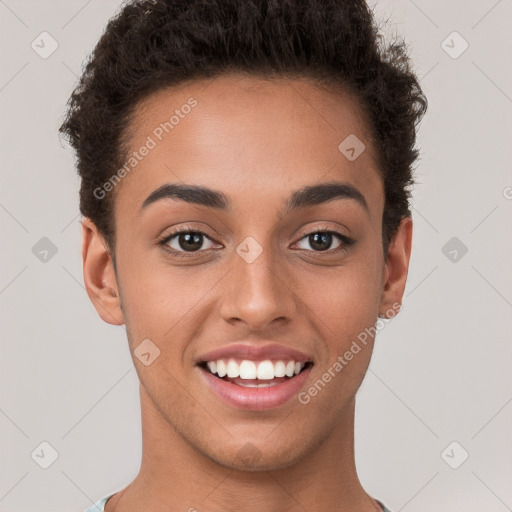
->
[219, 241, 297, 331]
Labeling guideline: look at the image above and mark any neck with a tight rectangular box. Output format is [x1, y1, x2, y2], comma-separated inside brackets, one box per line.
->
[106, 385, 381, 512]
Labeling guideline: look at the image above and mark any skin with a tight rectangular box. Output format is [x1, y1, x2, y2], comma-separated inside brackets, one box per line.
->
[81, 74, 412, 512]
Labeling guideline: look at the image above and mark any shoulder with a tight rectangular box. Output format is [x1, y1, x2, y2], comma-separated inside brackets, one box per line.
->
[83, 494, 115, 512]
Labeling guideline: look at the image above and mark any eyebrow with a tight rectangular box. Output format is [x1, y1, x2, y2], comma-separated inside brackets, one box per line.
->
[139, 180, 369, 216]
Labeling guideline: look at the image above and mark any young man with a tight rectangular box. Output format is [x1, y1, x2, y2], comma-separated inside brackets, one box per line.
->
[60, 0, 427, 510]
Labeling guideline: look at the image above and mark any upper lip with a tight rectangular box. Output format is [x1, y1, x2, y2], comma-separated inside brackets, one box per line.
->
[196, 343, 313, 364]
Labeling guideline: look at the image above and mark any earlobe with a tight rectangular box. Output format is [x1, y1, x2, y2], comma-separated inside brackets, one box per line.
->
[81, 217, 125, 325]
[379, 216, 413, 318]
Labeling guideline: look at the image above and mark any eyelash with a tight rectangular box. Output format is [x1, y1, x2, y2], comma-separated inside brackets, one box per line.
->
[157, 225, 355, 258]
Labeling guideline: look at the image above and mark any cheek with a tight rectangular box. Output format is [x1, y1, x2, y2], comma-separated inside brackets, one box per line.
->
[302, 258, 382, 342]
[116, 253, 219, 352]
[293, 265, 381, 421]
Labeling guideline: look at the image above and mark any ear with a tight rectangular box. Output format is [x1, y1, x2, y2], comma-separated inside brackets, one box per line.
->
[379, 216, 413, 318]
[81, 217, 125, 325]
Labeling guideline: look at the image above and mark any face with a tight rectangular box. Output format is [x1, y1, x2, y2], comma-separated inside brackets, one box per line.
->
[82, 74, 411, 471]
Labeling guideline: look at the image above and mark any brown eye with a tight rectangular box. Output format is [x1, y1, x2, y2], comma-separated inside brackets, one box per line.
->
[307, 232, 336, 251]
[294, 229, 355, 253]
[159, 229, 218, 254]
[174, 232, 205, 252]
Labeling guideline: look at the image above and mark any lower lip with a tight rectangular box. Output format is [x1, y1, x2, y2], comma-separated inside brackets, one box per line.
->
[198, 365, 313, 411]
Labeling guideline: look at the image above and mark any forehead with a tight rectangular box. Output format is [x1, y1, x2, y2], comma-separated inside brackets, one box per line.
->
[114, 74, 383, 222]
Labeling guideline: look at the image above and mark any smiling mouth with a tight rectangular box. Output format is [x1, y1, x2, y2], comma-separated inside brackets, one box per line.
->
[198, 359, 314, 387]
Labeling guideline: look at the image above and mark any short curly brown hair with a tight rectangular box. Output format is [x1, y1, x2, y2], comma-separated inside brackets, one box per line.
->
[59, 0, 427, 258]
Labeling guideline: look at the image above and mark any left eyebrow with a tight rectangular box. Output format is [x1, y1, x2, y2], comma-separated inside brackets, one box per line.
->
[284, 181, 369, 215]
[139, 180, 369, 216]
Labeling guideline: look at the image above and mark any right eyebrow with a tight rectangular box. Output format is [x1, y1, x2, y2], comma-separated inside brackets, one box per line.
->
[139, 183, 231, 215]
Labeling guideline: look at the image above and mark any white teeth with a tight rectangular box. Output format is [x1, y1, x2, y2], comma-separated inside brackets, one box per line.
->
[237, 381, 280, 388]
[204, 358, 308, 380]
[216, 359, 227, 377]
[257, 360, 274, 380]
[226, 359, 239, 378]
[239, 360, 257, 379]
[274, 361, 286, 377]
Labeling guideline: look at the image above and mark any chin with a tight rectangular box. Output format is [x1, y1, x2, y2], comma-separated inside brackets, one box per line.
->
[205, 436, 313, 472]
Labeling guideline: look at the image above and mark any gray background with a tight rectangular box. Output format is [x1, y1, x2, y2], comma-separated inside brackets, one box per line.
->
[1, 0, 511, 510]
